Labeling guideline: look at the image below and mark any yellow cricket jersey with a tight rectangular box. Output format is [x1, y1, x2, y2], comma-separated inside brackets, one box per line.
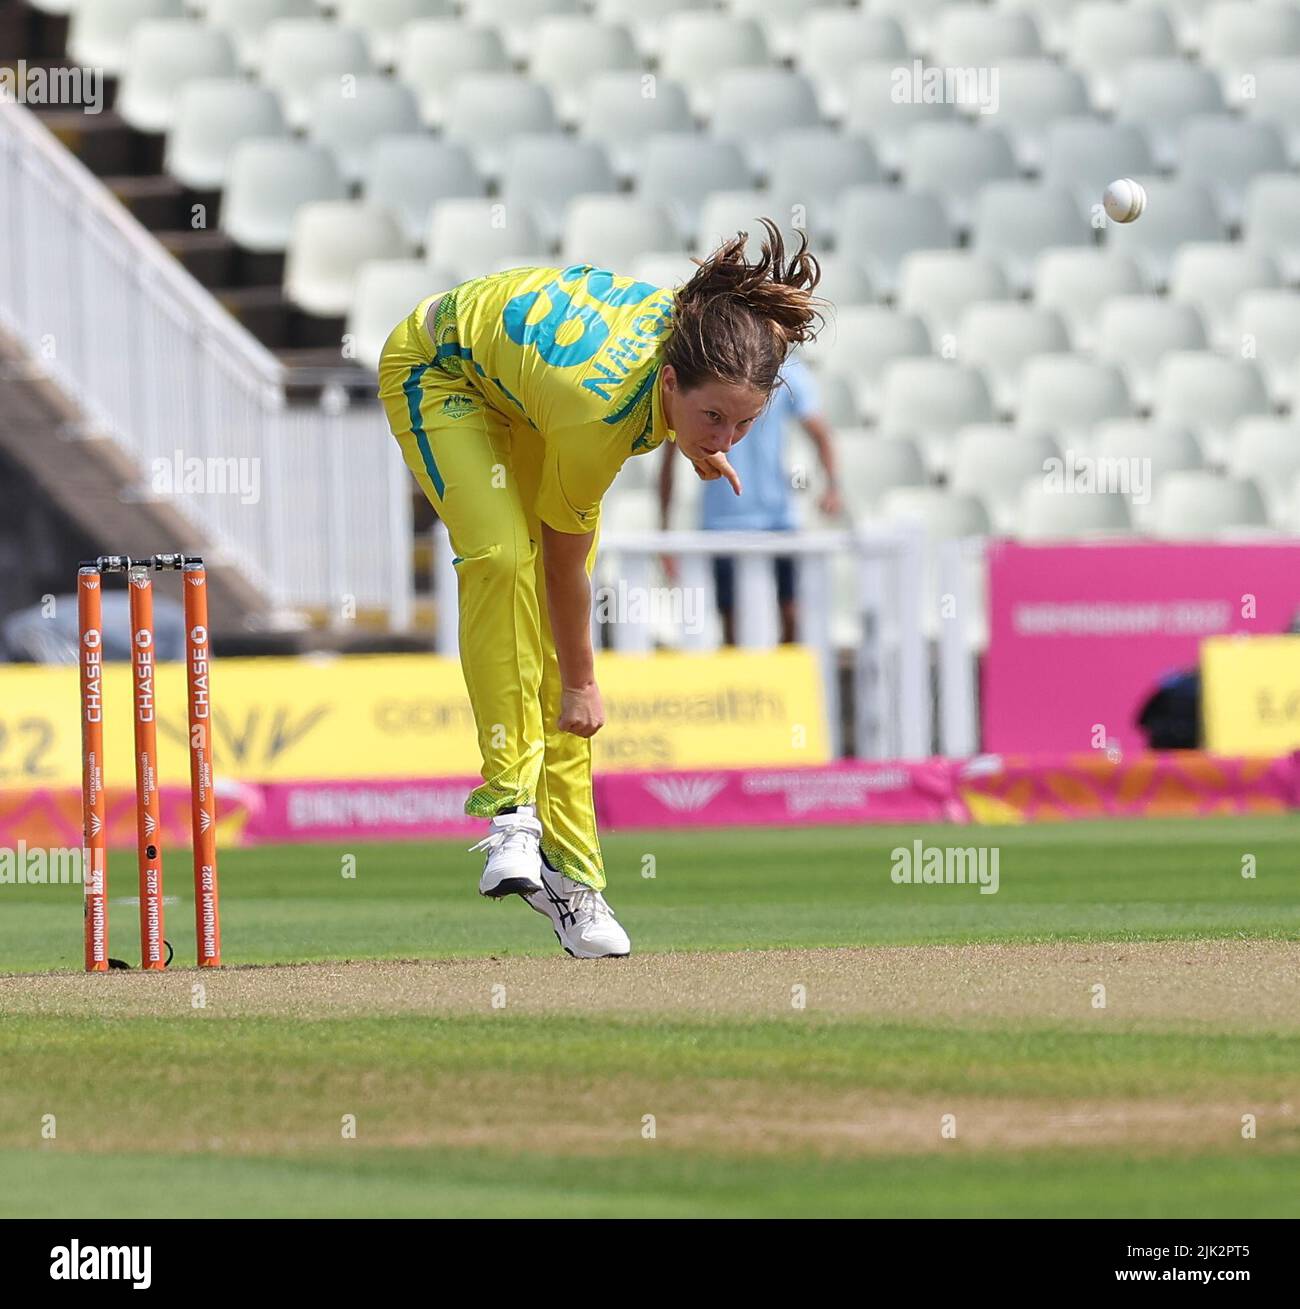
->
[393, 264, 678, 534]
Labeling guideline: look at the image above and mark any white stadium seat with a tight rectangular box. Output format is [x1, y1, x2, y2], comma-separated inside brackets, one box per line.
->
[1168, 243, 1282, 347]
[660, 13, 768, 117]
[804, 305, 931, 420]
[284, 201, 410, 317]
[637, 137, 753, 246]
[464, 0, 581, 63]
[347, 258, 453, 371]
[898, 250, 1011, 339]
[305, 77, 421, 186]
[592, 0, 709, 60]
[221, 139, 346, 252]
[949, 425, 1061, 532]
[561, 196, 677, 270]
[444, 74, 561, 183]
[502, 137, 618, 250]
[768, 131, 882, 246]
[932, 8, 1042, 67]
[528, 16, 642, 125]
[835, 434, 928, 512]
[995, 0, 1083, 56]
[260, 20, 371, 130]
[427, 198, 545, 282]
[1114, 59, 1225, 169]
[807, 255, 875, 312]
[1234, 291, 1300, 403]
[627, 251, 700, 291]
[956, 303, 1071, 414]
[1034, 248, 1146, 351]
[395, 21, 510, 128]
[1152, 352, 1273, 459]
[579, 73, 695, 182]
[1041, 119, 1156, 216]
[1175, 116, 1288, 229]
[165, 79, 286, 190]
[866, 0, 975, 54]
[842, 62, 956, 176]
[1066, 2, 1177, 111]
[1149, 470, 1270, 538]
[334, 0, 454, 69]
[1017, 483, 1134, 538]
[729, 0, 853, 62]
[794, 10, 907, 121]
[694, 192, 781, 261]
[709, 69, 822, 180]
[1093, 418, 1206, 527]
[877, 487, 991, 539]
[1102, 178, 1227, 289]
[809, 372, 860, 428]
[205, 0, 315, 73]
[1199, 1, 1300, 105]
[1245, 59, 1300, 167]
[1242, 175, 1300, 283]
[1226, 417, 1300, 520]
[1095, 296, 1209, 409]
[68, 0, 185, 77]
[835, 187, 954, 298]
[972, 183, 1089, 293]
[878, 360, 996, 472]
[984, 58, 1091, 171]
[1134, 0, 1213, 54]
[118, 21, 237, 133]
[902, 123, 1018, 236]
[363, 137, 486, 248]
[1017, 356, 1135, 446]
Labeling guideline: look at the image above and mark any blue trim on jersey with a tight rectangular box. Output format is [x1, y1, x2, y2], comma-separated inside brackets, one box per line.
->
[604, 365, 658, 425]
[403, 363, 445, 499]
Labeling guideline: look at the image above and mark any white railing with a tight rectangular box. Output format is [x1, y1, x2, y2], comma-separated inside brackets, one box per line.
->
[0, 103, 412, 628]
[430, 523, 968, 760]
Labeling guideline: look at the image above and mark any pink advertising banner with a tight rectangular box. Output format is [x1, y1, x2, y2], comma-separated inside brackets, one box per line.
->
[984, 541, 1300, 754]
[2, 754, 1297, 851]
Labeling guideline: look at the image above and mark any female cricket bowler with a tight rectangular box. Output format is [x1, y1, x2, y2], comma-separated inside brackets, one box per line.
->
[377, 219, 823, 958]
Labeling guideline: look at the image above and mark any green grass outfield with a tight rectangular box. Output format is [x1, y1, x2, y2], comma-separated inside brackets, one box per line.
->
[1, 817, 1298, 1218]
[3, 817, 1297, 970]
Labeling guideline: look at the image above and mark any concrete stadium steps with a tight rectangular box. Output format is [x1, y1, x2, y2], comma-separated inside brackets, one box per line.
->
[0, 326, 273, 639]
[153, 232, 285, 293]
[102, 176, 219, 232]
[37, 107, 158, 178]
[0, 4, 68, 62]
[210, 286, 347, 353]
[9, 14, 337, 368]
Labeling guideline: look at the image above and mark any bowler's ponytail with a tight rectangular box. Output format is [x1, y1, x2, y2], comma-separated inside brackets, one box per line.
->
[665, 217, 825, 393]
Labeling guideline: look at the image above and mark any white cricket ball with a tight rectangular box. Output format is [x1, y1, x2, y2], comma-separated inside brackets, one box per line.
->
[1103, 178, 1147, 224]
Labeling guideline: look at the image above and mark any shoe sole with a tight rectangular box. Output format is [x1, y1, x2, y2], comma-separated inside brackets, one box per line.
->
[480, 877, 542, 899]
[552, 931, 629, 960]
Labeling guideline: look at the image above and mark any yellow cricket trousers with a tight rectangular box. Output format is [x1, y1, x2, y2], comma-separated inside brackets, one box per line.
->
[377, 296, 605, 889]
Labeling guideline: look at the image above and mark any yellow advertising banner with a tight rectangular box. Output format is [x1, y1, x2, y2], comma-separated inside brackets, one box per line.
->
[0, 646, 827, 788]
[1202, 635, 1300, 755]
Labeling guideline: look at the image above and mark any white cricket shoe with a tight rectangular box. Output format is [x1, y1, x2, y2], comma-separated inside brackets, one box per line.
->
[525, 861, 631, 958]
[470, 806, 544, 898]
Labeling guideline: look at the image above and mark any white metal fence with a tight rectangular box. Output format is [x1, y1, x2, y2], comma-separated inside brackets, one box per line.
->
[433, 522, 981, 760]
[0, 103, 412, 626]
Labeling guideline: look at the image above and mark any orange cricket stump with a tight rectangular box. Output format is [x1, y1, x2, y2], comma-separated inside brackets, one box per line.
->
[77, 553, 223, 972]
[129, 564, 166, 970]
[183, 561, 221, 968]
[78, 565, 108, 972]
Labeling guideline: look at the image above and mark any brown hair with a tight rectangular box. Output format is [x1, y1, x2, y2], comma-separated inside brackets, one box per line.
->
[664, 217, 825, 395]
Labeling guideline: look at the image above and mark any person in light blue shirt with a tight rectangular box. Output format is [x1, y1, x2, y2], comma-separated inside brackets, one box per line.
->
[659, 355, 842, 644]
